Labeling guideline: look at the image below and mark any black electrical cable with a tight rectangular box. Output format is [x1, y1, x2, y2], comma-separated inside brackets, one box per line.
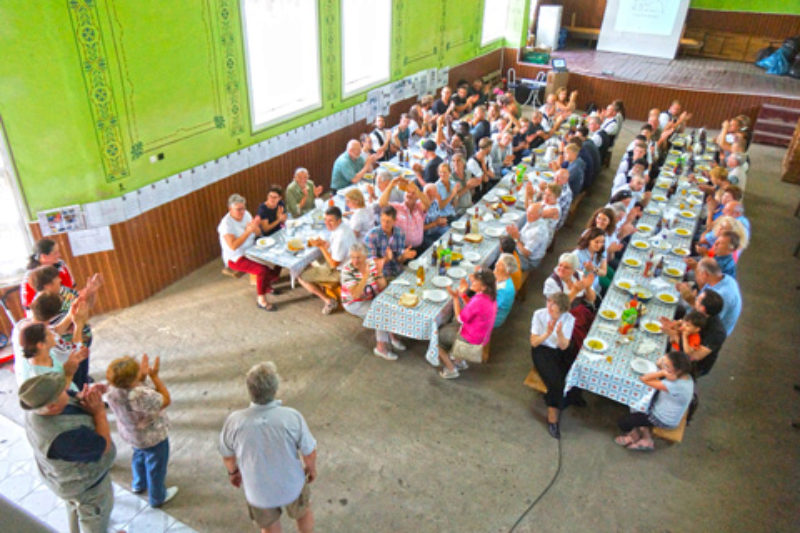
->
[508, 436, 563, 532]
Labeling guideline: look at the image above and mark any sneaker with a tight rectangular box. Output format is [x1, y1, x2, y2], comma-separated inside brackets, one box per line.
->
[152, 486, 179, 507]
[454, 359, 469, 371]
[322, 300, 338, 315]
[372, 348, 398, 361]
[390, 338, 407, 351]
[439, 368, 460, 379]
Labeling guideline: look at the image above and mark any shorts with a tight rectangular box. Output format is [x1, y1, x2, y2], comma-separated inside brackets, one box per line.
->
[300, 264, 340, 284]
[247, 482, 311, 528]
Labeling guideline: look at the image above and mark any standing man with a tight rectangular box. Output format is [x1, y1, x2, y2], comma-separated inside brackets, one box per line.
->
[21, 374, 116, 533]
[331, 140, 378, 193]
[220, 362, 317, 533]
[285, 168, 323, 218]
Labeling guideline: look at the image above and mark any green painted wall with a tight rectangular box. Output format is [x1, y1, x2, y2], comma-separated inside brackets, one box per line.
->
[0, 0, 521, 217]
[690, 0, 800, 15]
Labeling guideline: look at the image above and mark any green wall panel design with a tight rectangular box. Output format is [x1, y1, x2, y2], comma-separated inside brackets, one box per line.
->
[690, 0, 800, 15]
[0, 0, 510, 217]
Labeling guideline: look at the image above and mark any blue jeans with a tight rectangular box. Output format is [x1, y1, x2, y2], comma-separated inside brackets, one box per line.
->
[131, 438, 169, 506]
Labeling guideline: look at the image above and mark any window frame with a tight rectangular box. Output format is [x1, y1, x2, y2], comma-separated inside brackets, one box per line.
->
[480, 0, 511, 47]
[240, 0, 324, 132]
[0, 116, 33, 285]
[340, 0, 392, 99]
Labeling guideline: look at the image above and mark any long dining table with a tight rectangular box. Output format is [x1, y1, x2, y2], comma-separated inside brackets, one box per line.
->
[563, 140, 713, 412]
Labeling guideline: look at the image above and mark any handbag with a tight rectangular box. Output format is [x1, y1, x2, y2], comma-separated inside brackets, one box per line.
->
[451, 337, 484, 364]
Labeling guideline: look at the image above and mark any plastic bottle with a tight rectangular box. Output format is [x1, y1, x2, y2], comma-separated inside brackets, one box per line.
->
[416, 265, 425, 287]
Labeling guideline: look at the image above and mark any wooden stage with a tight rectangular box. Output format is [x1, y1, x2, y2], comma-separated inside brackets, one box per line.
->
[504, 48, 800, 128]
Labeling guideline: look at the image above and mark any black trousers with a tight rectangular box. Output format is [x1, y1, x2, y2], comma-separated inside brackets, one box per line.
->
[531, 345, 573, 409]
[618, 412, 655, 433]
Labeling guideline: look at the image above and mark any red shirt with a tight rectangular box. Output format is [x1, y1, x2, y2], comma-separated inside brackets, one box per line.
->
[20, 261, 74, 309]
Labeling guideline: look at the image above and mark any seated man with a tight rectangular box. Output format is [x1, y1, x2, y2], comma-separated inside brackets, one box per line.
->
[611, 159, 648, 197]
[297, 206, 356, 315]
[258, 185, 287, 237]
[364, 205, 416, 279]
[587, 116, 611, 155]
[489, 131, 514, 178]
[369, 115, 393, 161]
[689, 229, 740, 279]
[366, 169, 405, 216]
[469, 105, 491, 144]
[493, 253, 518, 328]
[20, 373, 115, 533]
[285, 167, 323, 218]
[677, 258, 741, 336]
[391, 113, 417, 151]
[378, 177, 430, 254]
[575, 126, 601, 189]
[726, 152, 748, 191]
[421, 184, 451, 249]
[467, 137, 496, 199]
[421, 140, 443, 184]
[331, 139, 378, 193]
[218, 194, 279, 311]
[506, 202, 553, 271]
[660, 289, 727, 377]
[722, 200, 750, 239]
[551, 143, 584, 196]
[612, 173, 649, 208]
[553, 169, 573, 230]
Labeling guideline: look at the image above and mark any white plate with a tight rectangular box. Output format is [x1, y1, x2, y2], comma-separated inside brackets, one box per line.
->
[500, 212, 520, 223]
[673, 227, 691, 237]
[431, 276, 452, 288]
[663, 265, 683, 278]
[645, 207, 660, 216]
[256, 237, 276, 247]
[584, 337, 608, 353]
[598, 308, 620, 321]
[447, 267, 467, 279]
[631, 358, 658, 374]
[459, 261, 475, 271]
[633, 286, 653, 301]
[463, 251, 481, 262]
[631, 240, 650, 251]
[641, 320, 663, 334]
[671, 247, 690, 257]
[451, 233, 464, 243]
[656, 291, 679, 305]
[651, 194, 668, 203]
[623, 257, 642, 269]
[614, 278, 635, 292]
[484, 226, 505, 238]
[407, 259, 421, 270]
[423, 289, 449, 303]
[394, 279, 411, 287]
[687, 196, 702, 206]
[451, 220, 466, 231]
[679, 210, 697, 219]
[484, 193, 498, 203]
[636, 224, 653, 234]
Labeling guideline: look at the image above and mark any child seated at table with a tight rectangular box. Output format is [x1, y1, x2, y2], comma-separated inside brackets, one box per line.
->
[668, 310, 706, 353]
[614, 350, 694, 451]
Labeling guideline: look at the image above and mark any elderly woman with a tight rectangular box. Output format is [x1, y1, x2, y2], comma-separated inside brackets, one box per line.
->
[615, 351, 694, 451]
[106, 354, 177, 506]
[218, 193, 279, 311]
[574, 228, 608, 293]
[543, 252, 596, 308]
[344, 188, 374, 239]
[438, 268, 498, 379]
[530, 292, 575, 439]
[340, 243, 404, 361]
[493, 253, 518, 329]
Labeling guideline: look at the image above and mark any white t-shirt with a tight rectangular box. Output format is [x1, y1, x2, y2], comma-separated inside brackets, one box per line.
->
[466, 157, 484, 179]
[329, 222, 357, 267]
[370, 128, 391, 150]
[349, 207, 374, 238]
[530, 308, 575, 349]
[543, 270, 587, 299]
[218, 212, 254, 265]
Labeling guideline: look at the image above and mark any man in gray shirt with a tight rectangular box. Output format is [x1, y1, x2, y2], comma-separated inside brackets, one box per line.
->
[220, 362, 317, 532]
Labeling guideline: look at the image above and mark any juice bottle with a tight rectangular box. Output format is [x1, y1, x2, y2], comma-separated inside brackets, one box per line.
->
[416, 265, 425, 287]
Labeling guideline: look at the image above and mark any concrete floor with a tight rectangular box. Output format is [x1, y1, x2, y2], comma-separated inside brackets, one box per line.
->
[1, 121, 799, 532]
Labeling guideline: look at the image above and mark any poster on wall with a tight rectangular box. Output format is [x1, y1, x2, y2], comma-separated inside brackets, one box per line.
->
[68, 226, 115, 256]
[37, 205, 86, 236]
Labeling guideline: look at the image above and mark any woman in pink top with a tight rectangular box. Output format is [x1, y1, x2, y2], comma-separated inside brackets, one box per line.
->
[438, 268, 497, 379]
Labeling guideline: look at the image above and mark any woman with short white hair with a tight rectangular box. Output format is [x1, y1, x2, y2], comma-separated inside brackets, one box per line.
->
[543, 252, 596, 307]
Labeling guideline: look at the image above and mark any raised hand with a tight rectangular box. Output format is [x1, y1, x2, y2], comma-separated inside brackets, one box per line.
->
[64, 346, 89, 376]
[277, 205, 288, 223]
[149, 356, 161, 378]
[401, 247, 417, 261]
[313, 184, 323, 197]
[384, 246, 394, 262]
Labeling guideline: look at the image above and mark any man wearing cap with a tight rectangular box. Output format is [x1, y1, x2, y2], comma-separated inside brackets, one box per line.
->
[421, 140, 443, 184]
[20, 373, 115, 533]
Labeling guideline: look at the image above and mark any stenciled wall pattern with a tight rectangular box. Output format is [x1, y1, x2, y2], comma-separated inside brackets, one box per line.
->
[0, 0, 530, 217]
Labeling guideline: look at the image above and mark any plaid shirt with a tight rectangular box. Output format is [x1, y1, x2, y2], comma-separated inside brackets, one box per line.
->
[364, 225, 406, 277]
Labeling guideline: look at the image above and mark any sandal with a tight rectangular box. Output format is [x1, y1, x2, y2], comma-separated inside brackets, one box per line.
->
[614, 431, 639, 447]
[454, 359, 469, 371]
[627, 439, 654, 451]
[257, 301, 277, 312]
[439, 368, 460, 379]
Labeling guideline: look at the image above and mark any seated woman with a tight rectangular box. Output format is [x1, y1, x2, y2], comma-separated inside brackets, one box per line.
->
[499, 237, 523, 292]
[20, 238, 76, 311]
[530, 292, 575, 439]
[450, 153, 479, 213]
[344, 188, 374, 239]
[218, 193, 279, 311]
[15, 322, 86, 392]
[437, 268, 497, 379]
[340, 243, 404, 361]
[574, 228, 608, 294]
[583, 207, 624, 275]
[257, 185, 288, 237]
[543, 252, 596, 308]
[493, 254, 517, 329]
[106, 354, 178, 507]
[615, 350, 694, 451]
[554, 87, 577, 115]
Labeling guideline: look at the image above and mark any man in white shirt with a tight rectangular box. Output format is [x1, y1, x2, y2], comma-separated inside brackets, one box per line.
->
[218, 193, 280, 311]
[370, 115, 393, 161]
[726, 153, 748, 191]
[220, 362, 317, 533]
[297, 206, 356, 315]
[601, 103, 622, 138]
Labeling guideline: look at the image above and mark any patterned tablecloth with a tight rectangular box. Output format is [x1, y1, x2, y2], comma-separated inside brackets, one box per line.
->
[564, 152, 707, 412]
[244, 211, 331, 285]
[362, 177, 528, 365]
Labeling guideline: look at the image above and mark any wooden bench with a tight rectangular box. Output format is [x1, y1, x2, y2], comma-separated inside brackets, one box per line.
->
[653, 412, 688, 443]
[523, 368, 548, 394]
[566, 190, 587, 225]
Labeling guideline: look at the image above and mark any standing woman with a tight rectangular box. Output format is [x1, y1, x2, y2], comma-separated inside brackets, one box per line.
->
[574, 227, 608, 294]
[344, 188, 374, 239]
[530, 292, 575, 439]
[21, 239, 75, 310]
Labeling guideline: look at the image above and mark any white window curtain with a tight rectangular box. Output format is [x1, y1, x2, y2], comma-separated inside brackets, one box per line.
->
[0, 121, 32, 283]
[481, 0, 511, 46]
[241, 0, 321, 130]
[341, 0, 391, 97]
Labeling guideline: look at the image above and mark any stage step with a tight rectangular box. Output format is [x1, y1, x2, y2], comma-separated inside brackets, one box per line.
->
[753, 103, 800, 148]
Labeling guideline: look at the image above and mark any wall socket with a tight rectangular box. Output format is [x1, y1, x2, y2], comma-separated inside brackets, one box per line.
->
[149, 153, 165, 163]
